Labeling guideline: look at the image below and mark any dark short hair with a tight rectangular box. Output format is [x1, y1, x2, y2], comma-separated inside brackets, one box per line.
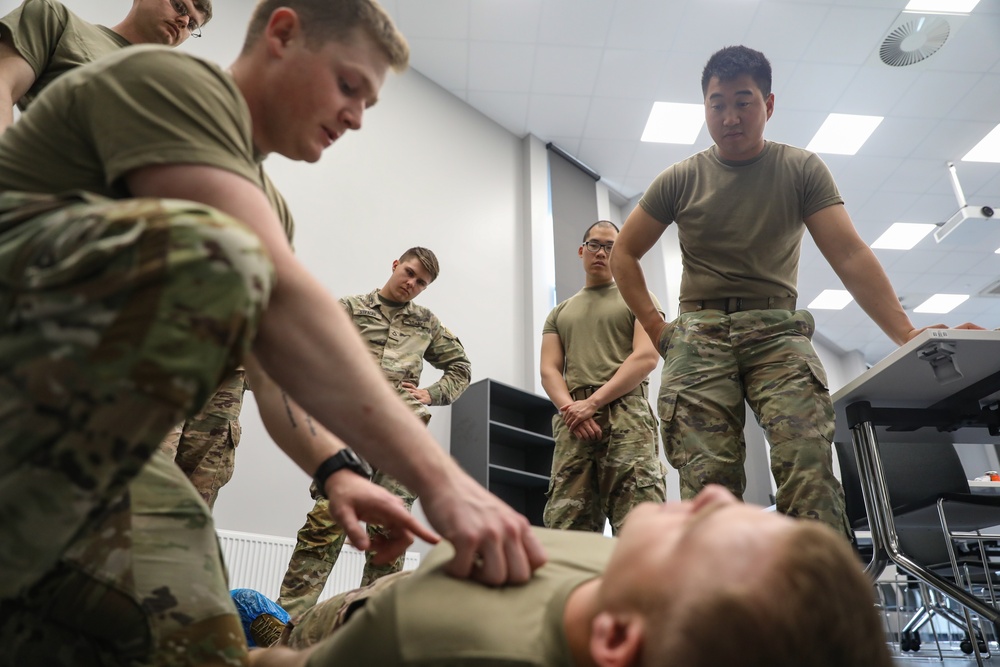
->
[399, 247, 439, 282]
[701, 45, 772, 98]
[242, 0, 409, 71]
[582, 220, 619, 243]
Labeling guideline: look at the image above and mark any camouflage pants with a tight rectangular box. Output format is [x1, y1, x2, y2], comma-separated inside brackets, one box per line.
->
[159, 370, 246, 510]
[657, 308, 851, 536]
[543, 394, 666, 534]
[283, 570, 412, 649]
[0, 192, 274, 665]
[277, 470, 417, 618]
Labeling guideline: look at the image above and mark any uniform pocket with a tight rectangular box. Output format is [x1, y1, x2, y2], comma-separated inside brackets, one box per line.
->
[656, 319, 677, 359]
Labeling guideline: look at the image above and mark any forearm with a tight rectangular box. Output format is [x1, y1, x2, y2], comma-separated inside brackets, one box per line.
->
[610, 253, 662, 339]
[540, 362, 573, 408]
[425, 361, 471, 405]
[835, 246, 914, 345]
[247, 357, 348, 476]
[588, 354, 656, 408]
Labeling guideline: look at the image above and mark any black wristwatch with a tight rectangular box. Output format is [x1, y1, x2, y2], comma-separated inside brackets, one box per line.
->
[314, 449, 373, 498]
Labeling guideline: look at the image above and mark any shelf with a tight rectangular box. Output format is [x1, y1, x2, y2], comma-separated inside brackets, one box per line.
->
[489, 464, 550, 488]
[489, 421, 554, 447]
[451, 378, 557, 525]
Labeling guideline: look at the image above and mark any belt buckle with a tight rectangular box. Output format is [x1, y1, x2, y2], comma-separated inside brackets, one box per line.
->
[726, 297, 742, 314]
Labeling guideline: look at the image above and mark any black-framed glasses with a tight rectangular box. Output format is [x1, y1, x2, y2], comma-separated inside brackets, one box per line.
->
[582, 240, 614, 254]
[171, 0, 202, 38]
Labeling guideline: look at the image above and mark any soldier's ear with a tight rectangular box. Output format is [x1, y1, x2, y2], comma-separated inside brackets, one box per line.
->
[391, 260, 400, 272]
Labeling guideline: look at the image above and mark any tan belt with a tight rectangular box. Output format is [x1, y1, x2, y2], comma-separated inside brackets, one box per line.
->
[570, 384, 647, 402]
[679, 296, 796, 314]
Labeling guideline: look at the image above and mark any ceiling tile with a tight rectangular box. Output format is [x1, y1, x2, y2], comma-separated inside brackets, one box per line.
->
[526, 94, 591, 138]
[465, 91, 530, 136]
[671, 1, 759, 56]
[536, 0, 617, 46]
[802, 6, 901, 65]
[583, 97, 655, 141]
[780, 62, 862, 111]
[605, 1, 686, 51]
[531, 46, 604, 95]
[889, 71, 984, 119]
[468, 42, 536, 93]
[469, 0, 543, 42]
[394, 0, 469, 40]
[408, 39, 469, 92]
[748, 2, 830, 61]
[835, 66, 921, 117]
[594, 49, 671, 100]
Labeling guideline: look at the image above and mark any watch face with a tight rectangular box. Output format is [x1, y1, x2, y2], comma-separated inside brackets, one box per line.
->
[346, 449, 373, 477]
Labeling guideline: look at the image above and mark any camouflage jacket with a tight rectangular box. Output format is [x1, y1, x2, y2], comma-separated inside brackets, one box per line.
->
[340, 290, 471, 421]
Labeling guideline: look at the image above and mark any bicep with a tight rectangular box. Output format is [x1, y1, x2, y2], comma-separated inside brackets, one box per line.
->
[803, 203, 866, 268]
[540, 333, 565, 371]
[124, 163, 294, 270]
[618, 205, 667, 259]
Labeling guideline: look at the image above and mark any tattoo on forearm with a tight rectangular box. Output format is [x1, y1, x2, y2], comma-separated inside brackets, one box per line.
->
[305, 414, 318, 437]
[281, 391, 298, 428]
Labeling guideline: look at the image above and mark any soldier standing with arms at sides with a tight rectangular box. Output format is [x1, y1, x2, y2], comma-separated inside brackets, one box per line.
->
[279, 247, 471, 617]
[540, 221, 666, 535]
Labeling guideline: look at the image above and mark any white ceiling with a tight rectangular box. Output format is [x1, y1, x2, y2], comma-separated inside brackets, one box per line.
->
[375, 0, 1000, 364]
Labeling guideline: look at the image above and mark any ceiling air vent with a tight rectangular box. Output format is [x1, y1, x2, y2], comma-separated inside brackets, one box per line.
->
[872, 13, 966, 69]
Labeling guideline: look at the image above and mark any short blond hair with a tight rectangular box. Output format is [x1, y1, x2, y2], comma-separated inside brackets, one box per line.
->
[642, 522, 892, 667]
[242, 0, 408, 71]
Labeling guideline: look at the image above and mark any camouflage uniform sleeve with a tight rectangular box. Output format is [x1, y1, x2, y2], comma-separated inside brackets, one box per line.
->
[421, 315, 471, 406]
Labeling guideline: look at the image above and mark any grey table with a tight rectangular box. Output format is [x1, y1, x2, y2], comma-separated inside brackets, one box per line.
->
[833, 329, 1000, 631]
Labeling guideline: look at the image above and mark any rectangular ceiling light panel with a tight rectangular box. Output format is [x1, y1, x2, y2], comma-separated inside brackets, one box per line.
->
[641, 102, 704, 144]
[806, 114, 884, 156]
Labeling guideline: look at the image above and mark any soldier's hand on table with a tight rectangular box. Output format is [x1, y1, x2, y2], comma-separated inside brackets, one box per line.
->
[904, 322, 986, 343]
[560, 399, 597, 429]
[419, 465, 547, 586]
[571, 418, 602, 441]
[324, 470, 439, 562]
[401, 382, 432, 405]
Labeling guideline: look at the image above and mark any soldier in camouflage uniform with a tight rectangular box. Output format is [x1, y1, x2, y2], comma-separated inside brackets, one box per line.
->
[540, 221, 666, 535]
[0, 4, 475, 666]
[610, 46, 971, 537]
[279, 247, 472, 617]
[0, 0, 246, 511]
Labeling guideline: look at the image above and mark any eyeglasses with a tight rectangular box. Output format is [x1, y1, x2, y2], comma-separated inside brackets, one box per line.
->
[171, 0, 202, 38]
[582, 240, 614, 254]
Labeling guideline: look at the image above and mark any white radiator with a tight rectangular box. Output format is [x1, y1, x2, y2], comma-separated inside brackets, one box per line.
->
[216, 529, 420, 604]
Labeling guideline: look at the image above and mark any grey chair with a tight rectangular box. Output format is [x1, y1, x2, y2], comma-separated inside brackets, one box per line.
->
[835, 439, 1000, 656]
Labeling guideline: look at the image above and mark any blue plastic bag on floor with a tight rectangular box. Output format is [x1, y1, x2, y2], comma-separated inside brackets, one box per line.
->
[231, 588, 291, 647]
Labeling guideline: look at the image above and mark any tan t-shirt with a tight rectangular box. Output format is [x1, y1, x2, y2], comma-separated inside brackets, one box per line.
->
[639, 141, 843, 301]
[304, 527, 615, 667]
[0, 45, 296, 241]
[0, 0, 130, 110]
[543, 282, 661, 393]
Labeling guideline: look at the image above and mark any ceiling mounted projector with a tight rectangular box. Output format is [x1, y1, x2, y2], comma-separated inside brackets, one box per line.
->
[933, 162, 996, 244]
